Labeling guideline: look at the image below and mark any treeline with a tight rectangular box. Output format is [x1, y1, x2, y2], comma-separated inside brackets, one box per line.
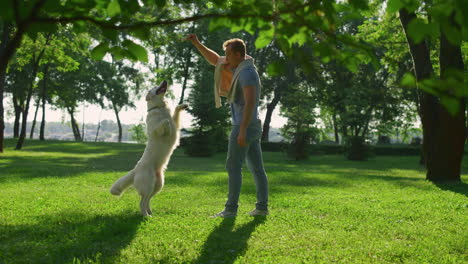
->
[4, 120, 134, 142]
[0, 1, 466, 181]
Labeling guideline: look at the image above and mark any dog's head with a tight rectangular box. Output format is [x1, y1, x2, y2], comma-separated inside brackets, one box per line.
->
[146, 80, 168, 108]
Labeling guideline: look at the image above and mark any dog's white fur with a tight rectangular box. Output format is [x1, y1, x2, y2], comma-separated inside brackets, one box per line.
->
[110, 80, 187, 216]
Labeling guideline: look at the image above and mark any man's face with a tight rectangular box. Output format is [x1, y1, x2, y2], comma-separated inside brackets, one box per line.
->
[225, 45, 242, 68]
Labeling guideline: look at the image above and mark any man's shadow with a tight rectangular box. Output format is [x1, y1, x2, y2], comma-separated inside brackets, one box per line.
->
[194, 216, 267, 264]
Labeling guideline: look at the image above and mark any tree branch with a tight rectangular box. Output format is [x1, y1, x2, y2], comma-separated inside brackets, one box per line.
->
[34, 13, 275, 30]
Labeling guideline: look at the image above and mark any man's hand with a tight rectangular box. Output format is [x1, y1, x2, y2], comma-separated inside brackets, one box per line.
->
[185, 34, 199, 44]
[185, 33, 219, 66]
[237, 129, 247, 147]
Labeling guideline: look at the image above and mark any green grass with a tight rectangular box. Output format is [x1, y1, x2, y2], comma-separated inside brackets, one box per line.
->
[0, 139, 467, 264]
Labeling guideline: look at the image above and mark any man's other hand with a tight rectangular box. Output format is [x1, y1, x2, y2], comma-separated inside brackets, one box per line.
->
[185, 34, 199, 43]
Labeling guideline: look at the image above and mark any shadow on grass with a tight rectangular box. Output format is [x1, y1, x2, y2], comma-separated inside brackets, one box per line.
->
[4, 138, 144, 154]
[194, 216, 266, 264]
[0, 211, 142, 264]
[433, 181, 468, 198]
[3, 139, 466, 194]
[1, 139, 221, 183]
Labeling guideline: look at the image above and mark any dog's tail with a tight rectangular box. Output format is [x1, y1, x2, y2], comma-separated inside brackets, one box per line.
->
[110, 169, 135, 196]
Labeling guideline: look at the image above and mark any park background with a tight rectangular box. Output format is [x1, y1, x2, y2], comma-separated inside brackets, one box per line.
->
[1, 0, 467, 263]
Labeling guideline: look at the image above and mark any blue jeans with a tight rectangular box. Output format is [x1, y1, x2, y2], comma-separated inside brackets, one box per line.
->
[225, 122, 268, 212]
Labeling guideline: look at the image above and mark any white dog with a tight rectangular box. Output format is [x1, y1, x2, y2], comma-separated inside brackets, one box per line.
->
[110, 80, 188, 216]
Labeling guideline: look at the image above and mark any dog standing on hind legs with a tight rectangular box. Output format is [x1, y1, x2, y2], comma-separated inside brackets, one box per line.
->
[110, 80, 188, 216]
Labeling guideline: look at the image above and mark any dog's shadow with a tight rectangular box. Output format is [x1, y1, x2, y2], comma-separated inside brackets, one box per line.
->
[194, 216, 267, 264]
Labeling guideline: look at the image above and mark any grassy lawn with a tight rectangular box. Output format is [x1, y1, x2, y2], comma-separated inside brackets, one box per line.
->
[0, 138, 467, 264]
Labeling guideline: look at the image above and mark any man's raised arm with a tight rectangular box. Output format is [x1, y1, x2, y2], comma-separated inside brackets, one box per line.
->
[185, 34, 220, 66]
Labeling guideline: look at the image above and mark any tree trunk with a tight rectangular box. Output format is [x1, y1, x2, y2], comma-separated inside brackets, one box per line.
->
[332, 112, 339, 143]
[399, 9, 465, 182]
[15, 78, 35, 150]
[178, 50, 192, 105]
[29, 97, 40, 139]
[15, 34, 50, 150]
[95, 109, 102, 142]
[0, 66, 5, 152]
[12, 94, 22, 138]
[262, 85, 281, 141]
[68, 107, 82, 141]
[39, 65, 48, 141]
[81, 103, 85, 142]
[0, 23, 12, 153]
[95, 121, 101, 142]
[430, 15, 465, 182]
[112, 103, 122, 143]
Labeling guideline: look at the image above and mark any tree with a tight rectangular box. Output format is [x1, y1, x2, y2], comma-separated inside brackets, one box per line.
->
[280, 82, 319, 160]
[13, 33, 52, 149]
[391, 0, 466, 182]
[94, 59, 143, 143]
[185, 21, 230, 157]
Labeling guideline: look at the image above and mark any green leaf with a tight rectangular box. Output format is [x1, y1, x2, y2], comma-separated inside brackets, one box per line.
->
[288, 27, 309, 46]
[348, 0, 369, 10]
[386, 0, 404, 13]
[123, 40, 148, 62]
[91, 43, 109, 60]
[130, 27, 151, 41]
[109, 46, 126, 60]
[0, 0, 13, 21]
[107, 0, 121, 17]
[102, 28, 119, 42]
[209, 18, 231, 31]
[26, 23, 58, 40]
[419, 79, 440, 96]
[72, 21, 88, 34]
[255, 25, 274, 49]
[441, 21, 462, 45]
[407, 18, 438, 44]
[154, 0, 167, 8]
[400, 72, 416, 87]
[440, 96, 461, 116]
[267, 60, 286, 76]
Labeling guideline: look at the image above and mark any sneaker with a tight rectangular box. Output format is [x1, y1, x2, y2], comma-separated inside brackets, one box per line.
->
[211, 210, 237, 218]
[248, 209, 269, 216]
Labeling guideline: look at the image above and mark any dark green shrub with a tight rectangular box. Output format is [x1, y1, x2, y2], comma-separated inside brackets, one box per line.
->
[345, 136, 371, 161]
[184, 130, 218, 157]
[287, 131, 312, 160]
[377, 135, 391, 144]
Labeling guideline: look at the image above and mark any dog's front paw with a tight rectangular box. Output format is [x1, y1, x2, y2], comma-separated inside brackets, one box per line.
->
[177, 104, 189, 111]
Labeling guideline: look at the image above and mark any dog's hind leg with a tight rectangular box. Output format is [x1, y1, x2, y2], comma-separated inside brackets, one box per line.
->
[110, 169, 135, 196]
[146, 171, 164, 216]
[140, 194, 152, 217]
[135, 170, 156, 216]
[153, 171, 165, 195]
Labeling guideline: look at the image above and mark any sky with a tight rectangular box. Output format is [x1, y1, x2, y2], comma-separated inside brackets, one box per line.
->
[3, 83, 287, 129]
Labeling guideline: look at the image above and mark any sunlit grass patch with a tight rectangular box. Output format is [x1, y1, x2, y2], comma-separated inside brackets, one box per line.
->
[1, 139, 467, 263]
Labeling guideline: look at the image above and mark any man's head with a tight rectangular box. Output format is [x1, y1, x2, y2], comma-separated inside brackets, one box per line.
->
[223, 38, 246, 68]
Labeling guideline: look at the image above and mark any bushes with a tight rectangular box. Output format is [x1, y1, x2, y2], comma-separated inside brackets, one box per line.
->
[183, 129, 227, 157]
[129, 124, 147, 144]
[182, 134, 467, 158]
[262, 142, 456, 157]
[345, 136, 371, 161]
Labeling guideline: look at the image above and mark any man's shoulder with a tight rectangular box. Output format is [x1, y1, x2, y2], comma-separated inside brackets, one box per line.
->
[239, 66, 259, 80]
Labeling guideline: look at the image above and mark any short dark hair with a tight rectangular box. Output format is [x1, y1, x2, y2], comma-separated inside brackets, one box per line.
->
[223, 38, 246, 57]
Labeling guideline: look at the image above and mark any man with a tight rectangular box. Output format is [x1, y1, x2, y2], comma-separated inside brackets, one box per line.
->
[186, 34, 269, 217]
